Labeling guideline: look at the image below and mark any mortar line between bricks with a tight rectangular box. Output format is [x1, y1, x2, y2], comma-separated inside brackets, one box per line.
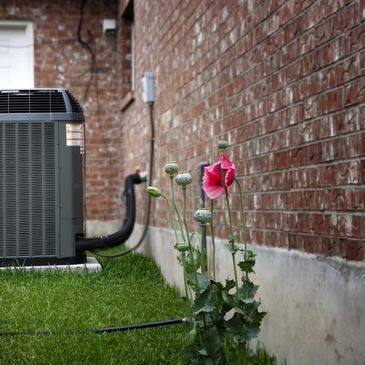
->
[244, 208, 365, 215]
[211, 209, 365, 218]
[248, 227, 363, 242]
[243, 157, 365, 178]
[242, 125, 365, 157]
[211, 109, 365, 152]
[241, 185, 365, 194]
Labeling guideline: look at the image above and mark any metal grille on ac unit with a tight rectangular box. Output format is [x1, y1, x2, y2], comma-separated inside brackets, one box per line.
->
[0, 89, 85, 266]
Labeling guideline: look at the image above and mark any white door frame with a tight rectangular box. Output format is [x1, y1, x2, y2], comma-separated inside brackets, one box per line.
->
[0, 20, 34, 89]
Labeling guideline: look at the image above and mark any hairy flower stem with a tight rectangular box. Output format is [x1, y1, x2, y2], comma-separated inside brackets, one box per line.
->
[182, 187, 198, 284]
[161, 194, 179, 243]
[162, 193, 189, 298]
[199, 224, 207, 272]
[202, 313, 207, 328]
[234, 178, 249, 280]
[235, 178, 249, 273]
[180, 252, 189, 300]
[225, 189, 239, 291]
[169, 177, 186, 242]
[209, 200, 217, 281]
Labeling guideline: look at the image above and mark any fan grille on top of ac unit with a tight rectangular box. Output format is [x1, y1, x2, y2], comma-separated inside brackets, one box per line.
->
[0, 90, 67, 114]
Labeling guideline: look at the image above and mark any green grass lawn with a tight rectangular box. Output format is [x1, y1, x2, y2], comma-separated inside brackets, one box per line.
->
[0, 253, 190, 365]
[0, 252, 280, 365]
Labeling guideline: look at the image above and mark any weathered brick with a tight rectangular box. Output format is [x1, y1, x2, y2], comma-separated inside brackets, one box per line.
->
[2, 0, 364, 261]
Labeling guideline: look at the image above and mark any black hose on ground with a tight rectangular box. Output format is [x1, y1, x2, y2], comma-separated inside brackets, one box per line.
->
[93, 318, 186, 334]
[0, 318, 187, 337]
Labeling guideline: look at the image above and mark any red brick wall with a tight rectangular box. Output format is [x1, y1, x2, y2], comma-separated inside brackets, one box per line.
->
[118, 0, 365, 261]
[1, 0, 364, 260]
[0, 0, 121, 222]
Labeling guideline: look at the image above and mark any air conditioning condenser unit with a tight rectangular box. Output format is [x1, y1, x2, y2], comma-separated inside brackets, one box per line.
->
[0, 89, 85, 266]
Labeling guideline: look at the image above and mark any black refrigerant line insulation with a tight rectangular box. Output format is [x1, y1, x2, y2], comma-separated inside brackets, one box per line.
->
[75, 172, 144, 251]
[85, 103, 155, 258]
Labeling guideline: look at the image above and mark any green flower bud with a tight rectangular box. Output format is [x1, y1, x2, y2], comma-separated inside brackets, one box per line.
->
[146, 186, 162, 198]
[175, 172, 192, 186]
[218, 140, 229, 150]
[164, 162, 179, 177]
[176, 242, 189, 252]
[194, 209, 212, 224]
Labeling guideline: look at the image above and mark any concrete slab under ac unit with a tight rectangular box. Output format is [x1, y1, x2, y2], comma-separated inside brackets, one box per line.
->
[0, 256, 101, 273]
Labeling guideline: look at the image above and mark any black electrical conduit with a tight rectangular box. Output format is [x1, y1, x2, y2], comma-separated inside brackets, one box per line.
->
[0, 318, 187, 337]
[75, 103, 155, 255]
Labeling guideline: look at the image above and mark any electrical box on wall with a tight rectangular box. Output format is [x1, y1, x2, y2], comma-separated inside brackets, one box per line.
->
[142, 72, 155, 104]
[0, 89, 85, 266]
[102, 19, 117, 35]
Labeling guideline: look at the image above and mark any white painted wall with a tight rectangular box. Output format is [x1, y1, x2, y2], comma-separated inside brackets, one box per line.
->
[85, 219, 121, 237]
[128, 224, 365, 365]
[0, 20, 34, 89]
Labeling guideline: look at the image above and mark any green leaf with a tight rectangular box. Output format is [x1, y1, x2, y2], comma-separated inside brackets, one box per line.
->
[238, 260, 255, 274]
[193, 290, 215, 315]
[225, 243, 239, 254]
[198, 348, 208, 356]
[225, 279, 236, 291]
[246, 301, 267, 324]
[184, 249, 201, 274]
[238, 251, 256, 274]
[226, 312, 262, 342]
[196, 272, 209, 293]
[246, 250, 256, 265]
[187, 326, 198, 345]
[228, 231, 238, 244]
[201, 326, 221, 356]
[236, 282, 259, 304]
[226, 312, 245, 337]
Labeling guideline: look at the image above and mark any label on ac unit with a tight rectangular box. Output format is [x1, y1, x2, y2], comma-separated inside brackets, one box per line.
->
[66, 124, 84, 154]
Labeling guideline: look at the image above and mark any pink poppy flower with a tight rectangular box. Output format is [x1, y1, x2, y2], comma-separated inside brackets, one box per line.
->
[202, 153, 235, 199]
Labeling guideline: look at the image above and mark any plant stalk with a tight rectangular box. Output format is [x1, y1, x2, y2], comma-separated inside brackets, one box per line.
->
[169, 177, 186, 242]
[199, 224, 207, 272]
[225, 189, 239, 291]
[182, 187, 199, 286]
[162, 194, 179, 243]
[235, 178, 248, 261]
[209, 199, 216, 281]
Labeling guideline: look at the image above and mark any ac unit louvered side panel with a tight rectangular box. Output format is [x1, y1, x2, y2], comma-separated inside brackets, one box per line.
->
[0, 122, 57, 258]
[44, 123, 56, 255]
[5, 123, 17, 256]
[18, 124, 30, 256]
[0, 126, 2, 255]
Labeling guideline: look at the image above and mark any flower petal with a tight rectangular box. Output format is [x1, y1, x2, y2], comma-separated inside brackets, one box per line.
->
[220, 153, 234, 170]
[203, 162, 224, 199]
[225, 165, 235, 187]
[203, 183, 225, 199]
[220, 153, 235, 187]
